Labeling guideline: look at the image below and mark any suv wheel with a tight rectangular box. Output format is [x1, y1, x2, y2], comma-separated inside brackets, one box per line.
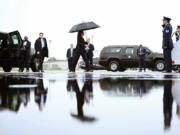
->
[2, 65, 12, 72]
[155, 60, 165, 71]
[109, 61, 119, 72]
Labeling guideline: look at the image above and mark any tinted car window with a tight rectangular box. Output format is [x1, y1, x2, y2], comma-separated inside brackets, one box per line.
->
[11, 35, 19, 45]
[0, 39, 2, 46]
[105, 47, 121, 53]
[126, 48, 134, 54]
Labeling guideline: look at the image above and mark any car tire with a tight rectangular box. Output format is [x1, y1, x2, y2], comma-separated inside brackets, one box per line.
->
[2, 65, 12, 72]
[31, 57, 40, 72]
[109, 61, 119, 72]
[155, 60, 165, 71]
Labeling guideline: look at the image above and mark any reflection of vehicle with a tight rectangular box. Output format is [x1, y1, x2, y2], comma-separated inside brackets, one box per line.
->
[99, 78, 163, 96]
[99, 45, 165, 72]
[0, 31, 39, 72]
[0, 76, 47, 112]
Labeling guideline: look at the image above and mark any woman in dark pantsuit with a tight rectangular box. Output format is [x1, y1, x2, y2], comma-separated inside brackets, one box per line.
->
[71, 31, 91, 72]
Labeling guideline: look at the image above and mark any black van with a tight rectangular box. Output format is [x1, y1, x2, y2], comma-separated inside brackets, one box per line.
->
[0, 31, 39, 72]
[99, 45, 165, 72]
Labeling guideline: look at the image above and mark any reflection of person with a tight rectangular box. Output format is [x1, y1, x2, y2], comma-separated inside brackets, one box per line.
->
[19, 36, 31, 72]
[71, 31, 92, 72]
[137, 44, 146, 72]
[66, 44, 76, 71]
[162, 17, 173, 73]
[137, 80, 146, 97]
[34, 33, 49, 72]
[86, 38, 94, 66]
[35, 79, 48, 111]
[67, 75, 95, 122]
[163, 80, 173, 130]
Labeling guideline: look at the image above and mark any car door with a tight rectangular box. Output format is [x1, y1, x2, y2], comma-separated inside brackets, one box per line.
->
[8, 31, 23, 60]
[144, 47, 153, 66]
[122, 47, 136, 67]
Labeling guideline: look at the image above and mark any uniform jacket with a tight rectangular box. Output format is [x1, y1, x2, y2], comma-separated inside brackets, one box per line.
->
[34, 38, 49, 57]
[66, 48, 76, 59]
[86, 44, 95, 58]
[162, 23, 173, 50]
[137, 47, 146, 59]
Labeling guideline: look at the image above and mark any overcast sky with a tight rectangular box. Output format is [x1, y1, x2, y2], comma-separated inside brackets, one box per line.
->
[0, 0, 180, 59]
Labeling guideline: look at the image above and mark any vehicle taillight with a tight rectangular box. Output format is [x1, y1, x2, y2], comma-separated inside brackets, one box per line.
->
[99, 53, 101, 60]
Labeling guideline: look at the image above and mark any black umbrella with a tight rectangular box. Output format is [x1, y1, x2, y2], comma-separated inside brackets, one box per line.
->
[69, 21, 100, 33]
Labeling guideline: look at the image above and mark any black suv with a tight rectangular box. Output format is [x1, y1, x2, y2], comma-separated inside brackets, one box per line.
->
[99, 45, 165, 72]
[0, 31, 39, 72]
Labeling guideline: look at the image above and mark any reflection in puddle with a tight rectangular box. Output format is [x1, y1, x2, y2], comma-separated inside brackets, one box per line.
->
[0, 73, 180, 135]
[0, 76, 48, 112]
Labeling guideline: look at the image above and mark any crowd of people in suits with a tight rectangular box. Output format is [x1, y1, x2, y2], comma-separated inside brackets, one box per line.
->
[19, 32, 49, 72]
[66, 31, 94, 72]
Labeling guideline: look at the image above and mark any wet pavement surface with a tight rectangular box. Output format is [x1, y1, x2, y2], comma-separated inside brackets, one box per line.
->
[0, 71, 180, 135]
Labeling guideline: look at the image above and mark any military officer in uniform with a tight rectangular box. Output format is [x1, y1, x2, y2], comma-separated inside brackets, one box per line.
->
[66, 44, 76, 71]
[137, 44, 146, 72]
[162, 16, 173, 73]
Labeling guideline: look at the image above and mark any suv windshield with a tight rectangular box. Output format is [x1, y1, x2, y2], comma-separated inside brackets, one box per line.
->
[0, 39, 2, 46]
[11, 35, 19, 45]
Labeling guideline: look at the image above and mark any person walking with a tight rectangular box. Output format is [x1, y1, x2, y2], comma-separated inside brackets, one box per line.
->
[86, 38, 94, 66]
[137, 44, 146, 72]
[34, 33, 49, 72]
[162, 16, 173, 73]
[66, 44, 76, 71]
[19, 36, 31, 72]
[70, 31, 92, 72]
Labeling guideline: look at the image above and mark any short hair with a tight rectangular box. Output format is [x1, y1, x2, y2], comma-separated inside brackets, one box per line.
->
[39, 32, 44, 35]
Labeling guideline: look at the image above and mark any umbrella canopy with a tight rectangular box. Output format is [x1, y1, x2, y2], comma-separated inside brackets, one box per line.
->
[69, 21, 100, 33]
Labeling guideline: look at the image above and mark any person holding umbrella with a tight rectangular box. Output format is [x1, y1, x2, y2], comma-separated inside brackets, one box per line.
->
[69, 21, 100, 72]
[70, 31, 91, 72]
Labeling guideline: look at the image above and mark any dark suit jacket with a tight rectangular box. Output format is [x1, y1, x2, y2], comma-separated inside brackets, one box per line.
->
[137, 48, 146, 59]
[21, 40, 31, 57]
[76, 36, 87, 52]
[66, 48, 76, 59]
[86, 44, 94, 58]
[34, 38, 49, 58]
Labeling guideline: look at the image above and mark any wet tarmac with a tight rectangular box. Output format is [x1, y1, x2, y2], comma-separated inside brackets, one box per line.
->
[0, 71, 180, 135]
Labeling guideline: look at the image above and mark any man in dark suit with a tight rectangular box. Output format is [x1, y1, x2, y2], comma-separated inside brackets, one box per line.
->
[34, 33, 49, 72]
[86, 38, 95, 66]
[137, 44, 146, 72]
[66, 44, 75, 71]
[162, 16, 173, 73]
[19, 36, 31, 72]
